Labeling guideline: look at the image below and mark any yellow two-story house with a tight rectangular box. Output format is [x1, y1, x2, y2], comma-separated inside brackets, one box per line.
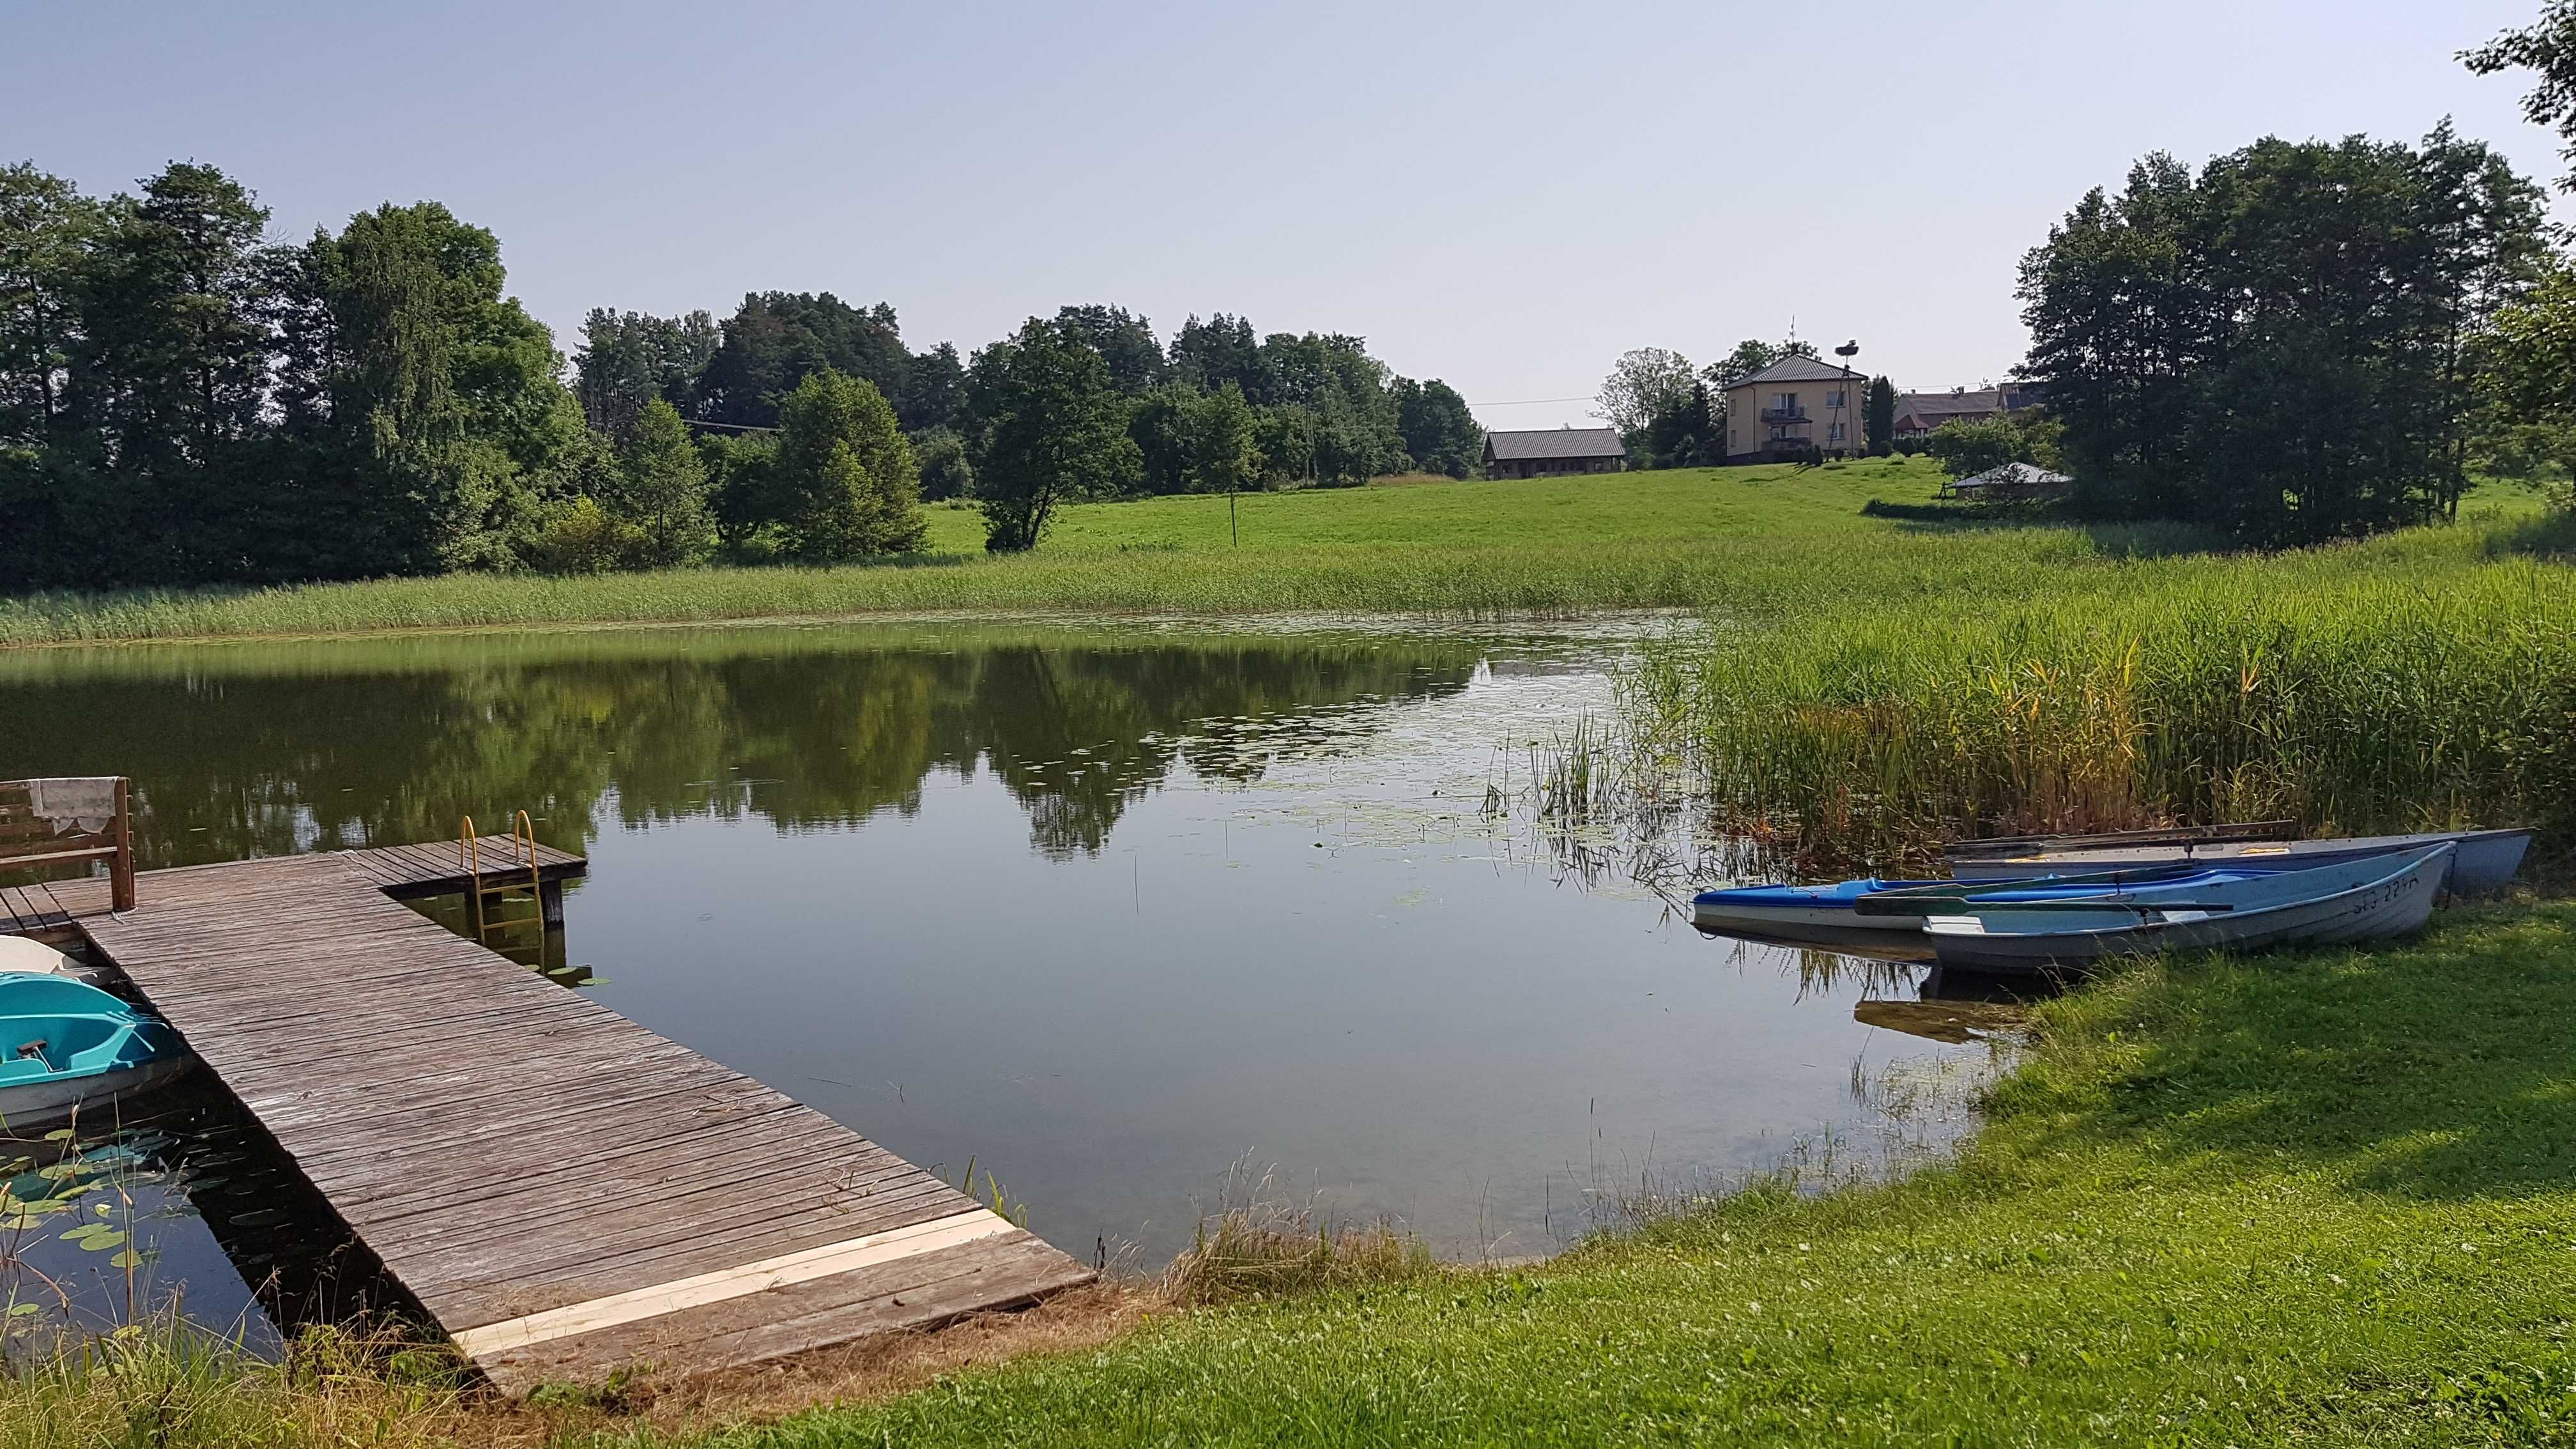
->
[1719, 355, 1868, 463]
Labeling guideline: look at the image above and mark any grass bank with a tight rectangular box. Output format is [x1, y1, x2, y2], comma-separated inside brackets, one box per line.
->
[0, 459, 2200, 645]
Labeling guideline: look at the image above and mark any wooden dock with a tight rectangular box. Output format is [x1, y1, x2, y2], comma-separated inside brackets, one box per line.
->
[12, 843, 1092, 1392]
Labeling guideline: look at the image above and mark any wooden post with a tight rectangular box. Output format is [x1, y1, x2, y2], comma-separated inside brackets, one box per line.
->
[539, 878, 565, 931]
[110, 776, 136, 913]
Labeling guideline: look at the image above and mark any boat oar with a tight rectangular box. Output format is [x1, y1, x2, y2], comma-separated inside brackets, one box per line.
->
[1855, 862, 2210, 908]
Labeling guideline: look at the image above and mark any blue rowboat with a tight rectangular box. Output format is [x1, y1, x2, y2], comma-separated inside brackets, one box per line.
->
[1692, 865, 2270, 950]
[1947, 828, 2530, 896]
[1922, 843, 2453, 973]
[0, 972, 189, 1130]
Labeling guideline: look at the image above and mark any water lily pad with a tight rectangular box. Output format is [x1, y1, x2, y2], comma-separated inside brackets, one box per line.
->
[41, 1129, 73, 1142]
[4, 1303, 38, 1317]
[108, 1249, 147, 1269]
[76, 1230, 126, 1252]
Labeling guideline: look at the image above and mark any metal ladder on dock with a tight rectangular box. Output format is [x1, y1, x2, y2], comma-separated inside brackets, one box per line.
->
[459, 811, 546, 948]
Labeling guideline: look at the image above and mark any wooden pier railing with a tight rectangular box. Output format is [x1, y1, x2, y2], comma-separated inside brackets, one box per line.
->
[0, 776, 135, 912]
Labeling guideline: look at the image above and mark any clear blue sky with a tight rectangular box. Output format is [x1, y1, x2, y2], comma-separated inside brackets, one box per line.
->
[11, 1, 2567, 426]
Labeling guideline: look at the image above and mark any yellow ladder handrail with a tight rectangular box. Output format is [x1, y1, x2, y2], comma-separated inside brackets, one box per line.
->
[513, 809, 541, 903]
[459, 813, 548, 946]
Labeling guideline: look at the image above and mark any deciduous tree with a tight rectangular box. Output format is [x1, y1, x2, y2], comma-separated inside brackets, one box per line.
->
[2465, 2, 2576, 189]
[611, 397, 710, 564]
[1594, 347, 1695, 439]
[0, 163, 101, 449]
[772, 369, 926, 562]
[967, 319, 1138, 551]
[1393, 377, 1482, 477]
[1188, 382, 1260, 494]
[697, 292, 908, 429]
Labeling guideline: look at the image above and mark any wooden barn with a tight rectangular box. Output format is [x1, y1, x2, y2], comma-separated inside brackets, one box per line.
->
[1482, 427, 1629, 479]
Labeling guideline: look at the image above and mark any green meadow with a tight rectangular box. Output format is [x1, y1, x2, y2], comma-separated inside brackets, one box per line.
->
[0, 457, 2174, 646]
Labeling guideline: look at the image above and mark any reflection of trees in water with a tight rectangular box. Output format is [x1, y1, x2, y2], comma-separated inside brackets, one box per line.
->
[0, 633, 1476, 867]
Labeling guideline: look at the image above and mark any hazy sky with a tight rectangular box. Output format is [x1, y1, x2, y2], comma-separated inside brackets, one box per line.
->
[11, 1, 2569, 427]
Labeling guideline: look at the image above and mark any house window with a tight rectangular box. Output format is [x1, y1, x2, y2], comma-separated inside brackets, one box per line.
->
[1825, 390, 1846, 409]
[1828, 422, 1846, 442]
[1772, 393, 1795, 413]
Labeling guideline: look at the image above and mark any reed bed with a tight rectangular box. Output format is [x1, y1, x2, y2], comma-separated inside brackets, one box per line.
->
[0, 536, 2052, 647]
[1628, 549, 2576, 869]
[1161, 1165, 1439, 1305]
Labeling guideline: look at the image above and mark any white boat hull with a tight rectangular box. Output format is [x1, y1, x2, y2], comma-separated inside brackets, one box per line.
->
[1926, 845, 2450, 972]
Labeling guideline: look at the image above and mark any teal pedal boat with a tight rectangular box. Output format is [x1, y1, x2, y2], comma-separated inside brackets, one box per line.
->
[0, 971, 189, 1130]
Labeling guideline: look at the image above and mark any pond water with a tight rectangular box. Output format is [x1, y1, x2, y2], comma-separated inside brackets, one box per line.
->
[0, 616, 2007, 1344]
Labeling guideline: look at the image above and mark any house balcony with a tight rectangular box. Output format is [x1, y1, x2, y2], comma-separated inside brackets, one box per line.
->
[1758, 406, 1807, 424]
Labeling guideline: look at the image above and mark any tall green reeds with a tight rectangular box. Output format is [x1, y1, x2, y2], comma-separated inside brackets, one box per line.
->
[1628, 553, 2576, 868]
[0, 1320, 468, 1449]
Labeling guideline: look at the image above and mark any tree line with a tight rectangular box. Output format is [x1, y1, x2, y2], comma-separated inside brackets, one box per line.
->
[0, 160, 1486, 589]
[2017, 122, 2550, 544]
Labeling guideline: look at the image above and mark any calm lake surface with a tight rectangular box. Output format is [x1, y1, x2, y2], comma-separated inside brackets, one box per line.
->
[0, 616, 2002, 1342]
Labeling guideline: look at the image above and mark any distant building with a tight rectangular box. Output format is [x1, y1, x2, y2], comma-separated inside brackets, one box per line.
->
[1717, 356, 1868, 463]
[1892, 383, 2048, 441]
[1483, 426, 1629, 479]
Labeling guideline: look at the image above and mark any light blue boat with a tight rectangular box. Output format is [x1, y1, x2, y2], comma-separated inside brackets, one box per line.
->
[1692, 865, 2271, 950]
[0, 972, 189, 1129]
[1947, 828, 2531, 895]
[1923, 844, 2454, 972]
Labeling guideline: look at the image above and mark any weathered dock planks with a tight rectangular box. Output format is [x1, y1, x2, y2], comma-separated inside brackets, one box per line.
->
[10, 845, 1092, 1391]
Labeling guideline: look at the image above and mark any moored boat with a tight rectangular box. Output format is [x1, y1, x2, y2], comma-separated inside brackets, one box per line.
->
[0, 972, 189, 1130]
[1921, 843, 2452, 973]
[1945, 828, 2531, 896]
[1692, 865, 2267, 947]
[0, 937, 75, 974]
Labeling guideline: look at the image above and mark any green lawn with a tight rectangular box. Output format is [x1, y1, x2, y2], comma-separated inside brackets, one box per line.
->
[671, 898, 2576, 1448]
[0, 459, 2103, 647]
[917, 457, 1954, 554]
